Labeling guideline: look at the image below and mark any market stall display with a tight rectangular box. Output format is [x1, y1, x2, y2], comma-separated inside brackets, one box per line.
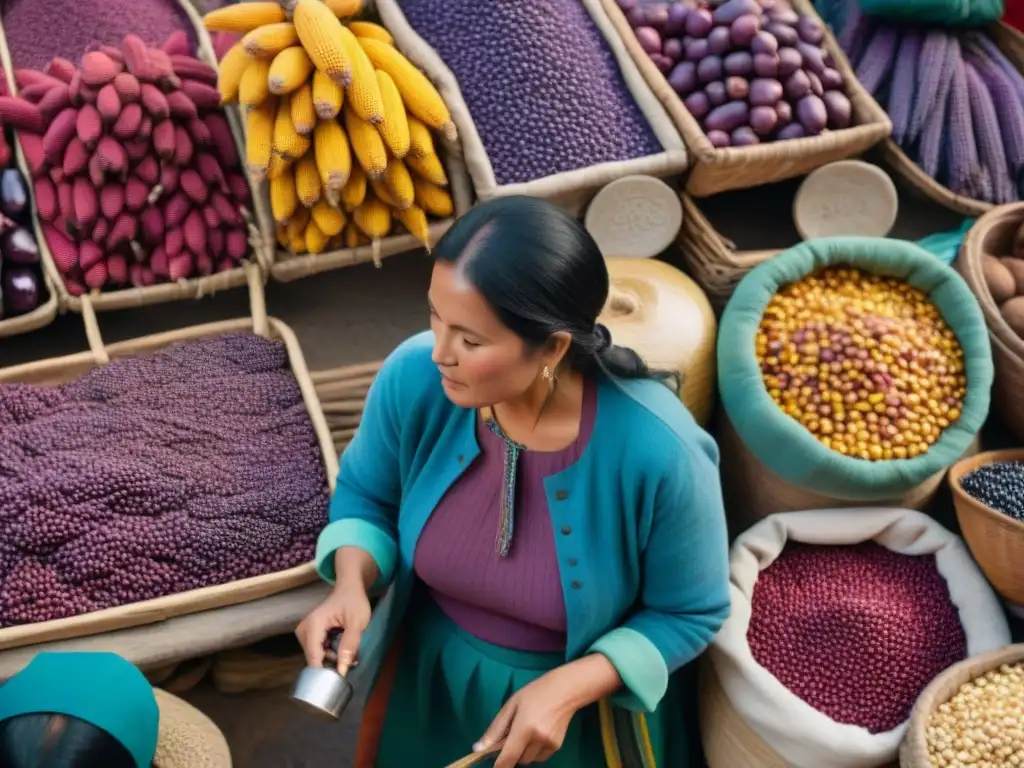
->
[842, 7, 1024, 214]
[900, 645, 1024, 768]
[203, 0, 472, 281]
[949, 449, 1024, 606]
[960, 203, 1024, 440]
[598, 257, 717, 425]
[601, 0, 890, 196]
[311, 360, 379, 452]
[702, 508, 1010, 768]
[0, 268, 337, 652]
[373, 0, 686, 213]
[717, 237, 992, 522]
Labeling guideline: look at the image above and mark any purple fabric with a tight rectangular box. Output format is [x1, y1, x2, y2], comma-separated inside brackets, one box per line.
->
[414, 378, 598, 652]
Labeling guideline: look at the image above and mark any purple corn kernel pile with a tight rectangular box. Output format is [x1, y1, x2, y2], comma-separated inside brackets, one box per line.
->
[399, 0, 663, 185]
[2, 0, 194, 72]
[0, 333, 329, 628]
[747, 542, 967, 733]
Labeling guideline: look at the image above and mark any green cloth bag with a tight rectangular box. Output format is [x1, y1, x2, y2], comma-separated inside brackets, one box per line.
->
[717, 236, 993, 500]
[859, 0, 1003, 26]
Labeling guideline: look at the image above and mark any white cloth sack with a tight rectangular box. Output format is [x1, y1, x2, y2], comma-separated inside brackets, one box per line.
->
[710, 508, 1011, 768]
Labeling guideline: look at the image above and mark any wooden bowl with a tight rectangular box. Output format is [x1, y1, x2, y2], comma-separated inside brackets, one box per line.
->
[948, 448, 1024, 605]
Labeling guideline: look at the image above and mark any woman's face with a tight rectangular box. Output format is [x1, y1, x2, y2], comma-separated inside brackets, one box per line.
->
[428, 261, 547, 408]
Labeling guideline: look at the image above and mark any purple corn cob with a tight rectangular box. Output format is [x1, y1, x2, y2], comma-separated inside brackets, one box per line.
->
[963, 61, 1015, 203]
[854, 25, 900, 96]
[839, 6, 872, 63]
[908, 31, 955, 143]
[944, 54, 983, 199]
[916, 53, 954, 179]
[888, 29, 923, 145]
[964, 31, 1024, 104]
[964, 38, 1024, 192]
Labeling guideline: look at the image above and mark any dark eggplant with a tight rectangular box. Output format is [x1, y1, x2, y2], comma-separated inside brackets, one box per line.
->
[3, 226, 40, 265]
[2, 267, 41, 315]
[0, 168, 28, 222]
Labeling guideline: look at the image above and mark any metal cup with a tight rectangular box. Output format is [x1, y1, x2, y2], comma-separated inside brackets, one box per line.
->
[290, 630, 354, 720]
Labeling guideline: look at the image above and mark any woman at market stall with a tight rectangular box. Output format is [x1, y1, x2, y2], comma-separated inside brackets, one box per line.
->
[295, 195, 731, 768]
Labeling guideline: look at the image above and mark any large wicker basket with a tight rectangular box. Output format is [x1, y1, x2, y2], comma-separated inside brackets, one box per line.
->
[599, 0, 892, 198]
[373, 0, 689, 216]
[958, 203, 1024, 441]
[0, 0, 276, 315]
[880, 23, 1024, 216]
[899, 645, 1024, 767]
[311, 360, 380, 453]
[0, 264, 338, 652]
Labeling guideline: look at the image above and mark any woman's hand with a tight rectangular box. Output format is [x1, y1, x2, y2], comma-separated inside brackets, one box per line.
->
[294, 581, 371, 675]
[475, 655, 622, 767]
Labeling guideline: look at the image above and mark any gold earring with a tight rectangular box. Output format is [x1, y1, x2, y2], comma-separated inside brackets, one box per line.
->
[542, 365, 552, 381]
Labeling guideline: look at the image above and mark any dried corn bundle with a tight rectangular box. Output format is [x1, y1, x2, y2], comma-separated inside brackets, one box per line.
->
[13, 34, 254, 295]
[845, 17, 1024, 204]
[204, 0, 455, 257]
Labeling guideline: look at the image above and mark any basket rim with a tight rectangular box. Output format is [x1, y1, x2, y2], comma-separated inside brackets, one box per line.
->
[948, 448, 1024, 535]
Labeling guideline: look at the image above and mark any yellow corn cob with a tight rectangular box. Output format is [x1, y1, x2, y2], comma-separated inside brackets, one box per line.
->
[273, 96, 311, 159]
[407, 151, 448, 187]
[369, 177, 398, 208]
[217, 42, 250, 105]
[413, 177, 454, 217]
[345, 222, 367, 248]
[396, 204, 429, 245]
[312, 199, 346, 236]
[338, 25, 384, 124]
[243, 22, 299, 59]
[245, 97, 276, 178]
[286, 206, 310, 243]
[293, 0, 352, 86]
[341, 165, 367, 212]
[354, 197, 392, 239]
[239, 59, 271, 108]
[406, 116, 434, 159]
[344, 106, 387, 178]
[348, 21, 394, 46]
[268, 47, 313, 95]
[312, 69, 344, 119]
[382, 159, 414, 210]
[268, 151, 294, 180]
[313, 118, 352, 190]
[203, 2, 284, 32]
[304, 220, 330, 254]
[271, 165, 298, 225]
[374, 70, 410, 158]
[295, 152, 321, 207]
[275, 224, 288, 247]
[290, 82, 316, 135]
[324, 0, 363, 17]
[358, 38, 455, 141]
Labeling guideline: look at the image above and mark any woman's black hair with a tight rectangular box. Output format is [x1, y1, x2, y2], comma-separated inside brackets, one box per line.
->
[432, 195, 656, 381]
[0, 713, 142, 768]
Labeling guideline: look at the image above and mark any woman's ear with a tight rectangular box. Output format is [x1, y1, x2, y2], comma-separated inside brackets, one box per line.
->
[546, 331, 573, 371]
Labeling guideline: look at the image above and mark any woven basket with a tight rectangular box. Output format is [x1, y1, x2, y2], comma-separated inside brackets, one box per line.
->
[948, 448, 1024, 605]
[880, 23, 1024, 216]
[676, 194, 781, 311]
[311, 360, 381, 453]
[0, 0, 276, 314]
[958, 203, 1024, 441]
[599, 0, 891, 198]
[160, 656, 213, 695]
[373, 0, 689, 216]
[899, 644, 1024, 767]
[210, 646, 305, 694]
[0, 264, 338, 652]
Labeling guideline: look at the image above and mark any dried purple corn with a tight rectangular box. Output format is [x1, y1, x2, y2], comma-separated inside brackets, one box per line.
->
[963, 38, 1024, 192]
[963, 62, 1015, 204]
[915, 62, 951, 179]
[908, 31, 954, 144]
[854, 26, 899, 97]
[888, 29, 922, 145]
[964, 31, 1024, 104]
[839, 6, 872, 65]
[945, 55, 983, 199]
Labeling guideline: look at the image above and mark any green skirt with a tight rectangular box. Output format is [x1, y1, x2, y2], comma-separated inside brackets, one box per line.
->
[357, 599, 700, 768]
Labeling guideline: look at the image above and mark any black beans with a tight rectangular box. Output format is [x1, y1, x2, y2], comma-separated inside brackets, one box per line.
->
[961, 461, 1024, 521]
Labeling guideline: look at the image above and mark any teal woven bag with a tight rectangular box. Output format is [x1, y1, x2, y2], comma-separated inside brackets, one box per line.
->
[717, 236, 993, 500]
[859, 0, 1003, 26]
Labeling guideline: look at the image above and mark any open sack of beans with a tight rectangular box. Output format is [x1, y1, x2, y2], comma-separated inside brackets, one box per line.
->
[703, 507, 1011, 768]
[716, 236, 993, 522]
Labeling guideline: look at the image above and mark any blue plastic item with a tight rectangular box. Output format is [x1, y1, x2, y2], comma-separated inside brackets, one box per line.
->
[916, 219, 976, 266]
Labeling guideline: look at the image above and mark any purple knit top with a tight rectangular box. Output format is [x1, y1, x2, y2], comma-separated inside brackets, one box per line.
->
[413, 377, 598, 652]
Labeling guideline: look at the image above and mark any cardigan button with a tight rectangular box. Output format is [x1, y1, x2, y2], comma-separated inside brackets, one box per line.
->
[457, 455, 464, 463]
[567, 558, 578, 566]
[560, 525, 572, 535]
[555, 490, 569, 501]
[571, 580, 583, 590]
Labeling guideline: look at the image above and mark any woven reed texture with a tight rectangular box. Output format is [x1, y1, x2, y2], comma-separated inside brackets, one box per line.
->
[600, 0, 892, 198]
[959, 204, 1024, 441]
[0, 265, 338, 652]
[311, 360, 380, 453]
[881, 23, 1024, 216]
[948, 448, 1024, 605]
[899, 644, 1024, 767]
[0, 0, 276, 315]
[211, 646, 305, 694]
[676, 194, 781, 312]
[373, 0, 689, 216]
